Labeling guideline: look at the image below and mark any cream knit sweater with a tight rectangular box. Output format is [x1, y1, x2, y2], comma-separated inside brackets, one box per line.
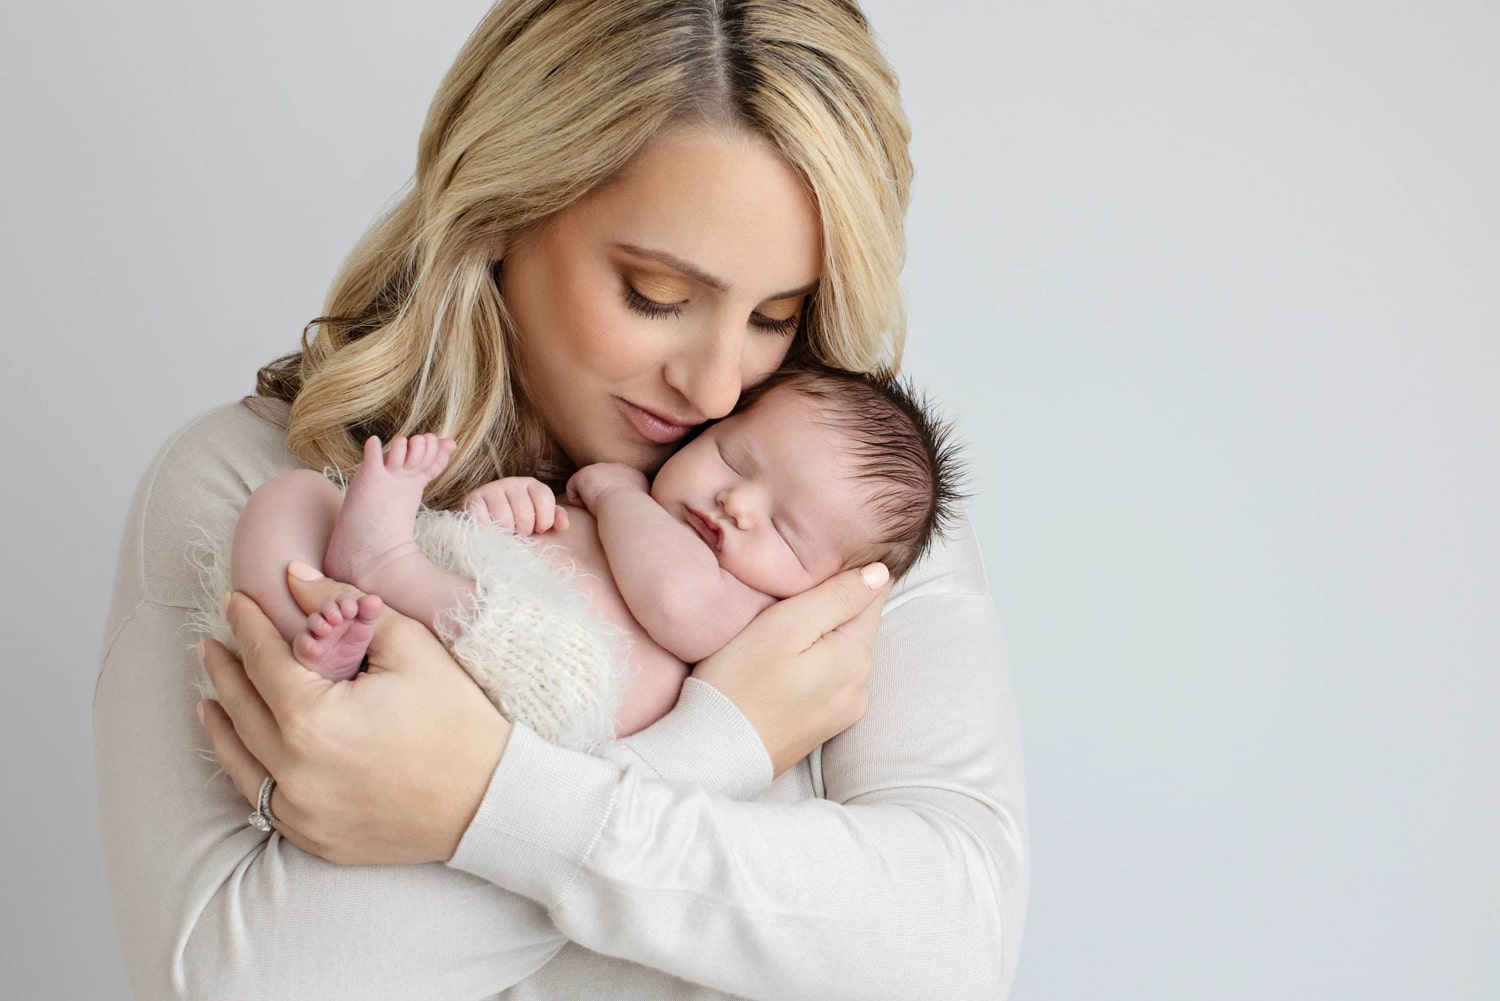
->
[95, 398, 1029, 1000]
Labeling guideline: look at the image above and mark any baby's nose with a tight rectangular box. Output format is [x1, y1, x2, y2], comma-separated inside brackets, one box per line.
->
[716, 487, 753, 528]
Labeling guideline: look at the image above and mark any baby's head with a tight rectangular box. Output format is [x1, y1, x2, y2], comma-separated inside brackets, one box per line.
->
[650, 365, 963, 598]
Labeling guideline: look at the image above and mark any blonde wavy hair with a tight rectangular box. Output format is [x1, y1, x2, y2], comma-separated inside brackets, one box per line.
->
[257, 0, 912, 508]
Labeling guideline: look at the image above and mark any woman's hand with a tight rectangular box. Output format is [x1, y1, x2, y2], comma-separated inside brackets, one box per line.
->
[197, 565, 511, 865]
[692, 562, 892, 775]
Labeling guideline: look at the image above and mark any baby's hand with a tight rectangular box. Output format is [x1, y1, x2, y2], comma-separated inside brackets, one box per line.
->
[462, 477, 569, 535]
[566, 462, 650, 511]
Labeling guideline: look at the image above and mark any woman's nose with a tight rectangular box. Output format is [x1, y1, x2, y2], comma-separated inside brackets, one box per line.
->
[665, 322, 745, 420]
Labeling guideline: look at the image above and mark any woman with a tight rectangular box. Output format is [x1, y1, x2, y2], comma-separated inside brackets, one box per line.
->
[94, 1, 1029, 998]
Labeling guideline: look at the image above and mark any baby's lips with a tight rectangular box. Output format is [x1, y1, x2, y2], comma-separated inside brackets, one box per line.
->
[685, 507, 722, 551]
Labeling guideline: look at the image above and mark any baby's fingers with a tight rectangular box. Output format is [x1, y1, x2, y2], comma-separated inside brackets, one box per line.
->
[526, 481, 561, 532]
[500, 484, 533, 535]
[466, 488, 514, 530]
[463, 494, 492, 526]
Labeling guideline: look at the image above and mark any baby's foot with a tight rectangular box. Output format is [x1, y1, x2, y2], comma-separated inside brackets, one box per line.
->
[292, 593, 384, 680]
[325, 434, 456, 596]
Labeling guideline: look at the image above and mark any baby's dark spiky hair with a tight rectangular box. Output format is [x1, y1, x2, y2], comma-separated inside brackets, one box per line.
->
[734, 362, 966, 579]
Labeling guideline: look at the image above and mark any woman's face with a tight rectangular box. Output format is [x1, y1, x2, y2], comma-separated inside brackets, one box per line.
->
[500, 125, 822, 472]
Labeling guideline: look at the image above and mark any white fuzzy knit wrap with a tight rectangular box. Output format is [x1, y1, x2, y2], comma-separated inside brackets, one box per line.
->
[190, 508, 630, 754]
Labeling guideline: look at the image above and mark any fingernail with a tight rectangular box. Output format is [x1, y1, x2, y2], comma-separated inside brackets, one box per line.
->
[860, 562, 889, 590]
[288, 560, 324, 581]
[196, 701, 206, 725]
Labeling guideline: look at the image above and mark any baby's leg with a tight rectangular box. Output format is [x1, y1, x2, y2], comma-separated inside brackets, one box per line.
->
[231, 469, 381, 680]
[324, 434, 478, 633]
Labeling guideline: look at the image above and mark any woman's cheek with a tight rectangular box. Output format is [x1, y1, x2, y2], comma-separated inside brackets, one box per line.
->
[747, 336, 793, 384]
[570, 297, 656, 376]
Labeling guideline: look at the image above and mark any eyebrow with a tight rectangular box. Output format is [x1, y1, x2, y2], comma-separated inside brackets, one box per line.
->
[614, 243, 818, 301]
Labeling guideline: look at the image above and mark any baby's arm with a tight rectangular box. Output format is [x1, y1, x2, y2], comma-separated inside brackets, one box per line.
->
[567, 463, 774, 663]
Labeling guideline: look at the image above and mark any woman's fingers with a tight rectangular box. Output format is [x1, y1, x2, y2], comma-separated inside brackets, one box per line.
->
[285, 566, 444, 679]
[199, 698, 330, 857]
[830, 566, 891, 647]
[767, 562, 890, 652]
[693, 563, 891, 776]
[198, 697, 272, 811]
[223, 591, 327, 717]
[284, 561, 366, 612]
[199, 635, 281, 757]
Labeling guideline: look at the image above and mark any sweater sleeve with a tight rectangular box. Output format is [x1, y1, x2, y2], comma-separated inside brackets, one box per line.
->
[449, 512, 1030, 1001]
[94, 403, 777, 1001]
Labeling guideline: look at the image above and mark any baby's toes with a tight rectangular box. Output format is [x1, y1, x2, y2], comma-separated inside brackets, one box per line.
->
[307, 613, 331, 638]
[319, 599, 345, 627]
[355, 594, 384, 623]
[293, 633, 324, 660]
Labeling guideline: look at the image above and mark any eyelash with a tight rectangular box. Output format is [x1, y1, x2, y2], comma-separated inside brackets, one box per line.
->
[621, 283, 801, 338]
[622, 283, 681, 320]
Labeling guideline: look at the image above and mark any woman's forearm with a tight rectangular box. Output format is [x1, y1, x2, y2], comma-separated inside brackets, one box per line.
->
[449, 584, 1028, 1001]
[97, 600, 571, 1000]
[100, 609, 772, 1000]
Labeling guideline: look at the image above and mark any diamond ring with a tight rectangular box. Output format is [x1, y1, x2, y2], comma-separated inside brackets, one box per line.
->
[248, 774, 278, 832]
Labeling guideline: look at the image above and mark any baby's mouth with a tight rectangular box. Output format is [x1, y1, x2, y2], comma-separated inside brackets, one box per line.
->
[685, 507, 722, 552]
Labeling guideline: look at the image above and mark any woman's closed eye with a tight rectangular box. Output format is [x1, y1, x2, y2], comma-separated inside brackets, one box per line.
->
[749, 310, 799, 337]
[624, 278, 801, 337]
[750, 297, 805, 338]
[622, 281, 683, 319]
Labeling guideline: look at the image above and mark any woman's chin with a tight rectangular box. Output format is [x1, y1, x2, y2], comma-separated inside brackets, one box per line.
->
[566, 435, 669, 474]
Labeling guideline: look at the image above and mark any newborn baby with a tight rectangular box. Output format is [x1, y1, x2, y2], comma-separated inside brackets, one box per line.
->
[227, 366, 960, 747]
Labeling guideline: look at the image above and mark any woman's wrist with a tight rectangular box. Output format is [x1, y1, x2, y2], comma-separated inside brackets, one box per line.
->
[607, 678, 772, 799]
[447, 724, 620, 898]
[439, 712, 514, 861]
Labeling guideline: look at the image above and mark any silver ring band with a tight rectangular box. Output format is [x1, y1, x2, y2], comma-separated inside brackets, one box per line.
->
[248, 774, 278, 832]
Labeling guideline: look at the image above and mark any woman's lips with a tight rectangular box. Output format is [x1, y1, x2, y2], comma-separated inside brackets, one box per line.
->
[616, 398, 694, 445]
[685, 507, 722, 551]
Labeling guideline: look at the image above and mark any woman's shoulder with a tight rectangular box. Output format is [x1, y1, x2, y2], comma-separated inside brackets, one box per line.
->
[115, 397, 301, 609]
[886, 504, 992, 610]
[143, 396, 297, 497]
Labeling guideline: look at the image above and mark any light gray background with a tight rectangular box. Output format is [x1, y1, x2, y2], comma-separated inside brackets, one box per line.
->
[2, 1, 1495, 997]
